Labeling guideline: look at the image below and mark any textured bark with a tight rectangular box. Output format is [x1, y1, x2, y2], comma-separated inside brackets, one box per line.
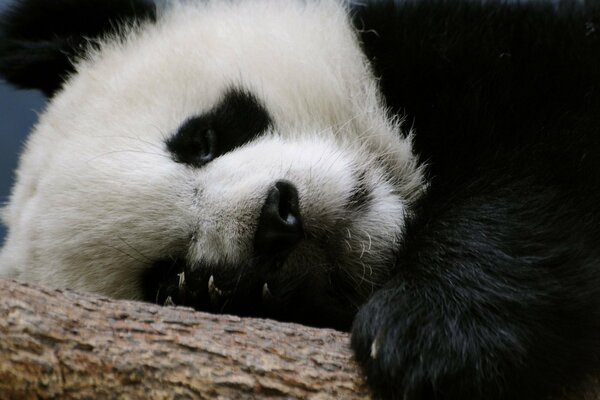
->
[0, 278, 598, 400]
[0, 279, 368, 399]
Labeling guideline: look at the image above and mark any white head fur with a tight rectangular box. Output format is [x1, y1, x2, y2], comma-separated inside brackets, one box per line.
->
[0, 0, 424, 320]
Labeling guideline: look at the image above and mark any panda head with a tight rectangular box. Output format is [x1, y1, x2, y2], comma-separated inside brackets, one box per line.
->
[0, 0, 424, 329]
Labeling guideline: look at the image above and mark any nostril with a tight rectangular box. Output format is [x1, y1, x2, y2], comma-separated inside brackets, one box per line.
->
[255, 180, 303, 259]
[276, 180, 300, 226]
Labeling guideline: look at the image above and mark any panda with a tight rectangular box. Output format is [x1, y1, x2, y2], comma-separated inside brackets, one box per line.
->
[0, 0, 599, 399]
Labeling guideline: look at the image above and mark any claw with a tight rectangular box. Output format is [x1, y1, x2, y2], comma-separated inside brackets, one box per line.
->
[177, 271, 185, 289]
[208, 275, 232, 303]
[262, 282, 273, 302]
[208, 275, 217, 295]
[164, 296, 175, 307]
[208, 275, 225, 296]
[370, 334, 381, 359]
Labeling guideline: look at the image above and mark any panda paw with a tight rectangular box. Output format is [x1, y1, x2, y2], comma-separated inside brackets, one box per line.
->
[350, 286, 538, 400]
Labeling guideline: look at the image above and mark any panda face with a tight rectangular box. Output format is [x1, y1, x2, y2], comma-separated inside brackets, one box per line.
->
[0, 0, 424, 328]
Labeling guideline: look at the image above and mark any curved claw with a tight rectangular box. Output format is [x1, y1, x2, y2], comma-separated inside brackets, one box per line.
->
[164, 296, 175, 307]
[208, 275, 232, 304]
[177, 271, 185, 289]
[262, 282, 273, 303]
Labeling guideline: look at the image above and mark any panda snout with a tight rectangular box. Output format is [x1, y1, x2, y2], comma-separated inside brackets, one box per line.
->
[254, 180, 304, 259]
[142, 180, 308, 314]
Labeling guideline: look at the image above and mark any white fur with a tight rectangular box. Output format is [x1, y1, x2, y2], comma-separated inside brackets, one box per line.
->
[0, 0, 425, 300]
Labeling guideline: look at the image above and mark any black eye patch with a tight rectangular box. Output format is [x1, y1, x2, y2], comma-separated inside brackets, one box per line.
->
[166, 88, 272, 167]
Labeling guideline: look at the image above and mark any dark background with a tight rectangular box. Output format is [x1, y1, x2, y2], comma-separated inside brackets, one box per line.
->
[0, 1, 46, 244]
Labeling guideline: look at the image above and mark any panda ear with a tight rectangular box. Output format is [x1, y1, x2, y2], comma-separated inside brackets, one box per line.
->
[0, 0, 156, 97]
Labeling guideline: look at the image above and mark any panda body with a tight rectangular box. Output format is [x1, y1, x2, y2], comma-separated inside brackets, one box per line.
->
[1, 0, 599, 399]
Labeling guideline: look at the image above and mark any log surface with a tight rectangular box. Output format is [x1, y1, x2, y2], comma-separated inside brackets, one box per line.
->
[0, 279, 369, 399]
[1, 278, 598, 400]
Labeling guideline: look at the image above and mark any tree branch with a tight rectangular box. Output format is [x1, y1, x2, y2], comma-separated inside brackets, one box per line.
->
[0, 279, 368, 399]
[0, 278, 598, 399]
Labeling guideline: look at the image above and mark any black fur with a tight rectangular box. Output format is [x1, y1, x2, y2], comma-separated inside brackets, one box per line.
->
[166, 88, 272, 168]
[352, 1, 600, 399]
[0, 0, 155, 96]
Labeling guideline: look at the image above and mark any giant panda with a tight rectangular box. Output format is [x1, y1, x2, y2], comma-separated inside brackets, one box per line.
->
[0, 0, 599, 399]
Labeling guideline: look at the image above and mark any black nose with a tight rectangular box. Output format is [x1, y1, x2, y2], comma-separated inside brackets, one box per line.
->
[255, 180, 303, 258]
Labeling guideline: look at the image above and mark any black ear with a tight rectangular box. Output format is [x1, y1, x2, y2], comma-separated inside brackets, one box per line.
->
[0, 0, 156, 97]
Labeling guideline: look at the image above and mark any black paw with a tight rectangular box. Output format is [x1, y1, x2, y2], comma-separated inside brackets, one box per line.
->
[351, 286, 542, 400]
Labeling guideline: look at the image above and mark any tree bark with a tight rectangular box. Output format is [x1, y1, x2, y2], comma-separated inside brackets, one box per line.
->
[0, 278, 597, 400]
[0, 279, 368, 399]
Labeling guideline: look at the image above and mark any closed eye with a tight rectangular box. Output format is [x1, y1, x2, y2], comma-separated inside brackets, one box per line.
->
[166, 88, 272, 168]
[167, 119, 218, 167]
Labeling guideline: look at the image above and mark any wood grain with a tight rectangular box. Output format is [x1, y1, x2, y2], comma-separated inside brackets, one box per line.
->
[0, 279, 369, 399]
[1, 278, 598, 400]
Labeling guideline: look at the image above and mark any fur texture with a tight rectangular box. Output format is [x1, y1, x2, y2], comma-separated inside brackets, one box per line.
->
[352, 2, 600, 399]
[1, 0, 599, 399]
[0, 0, 424, 326]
